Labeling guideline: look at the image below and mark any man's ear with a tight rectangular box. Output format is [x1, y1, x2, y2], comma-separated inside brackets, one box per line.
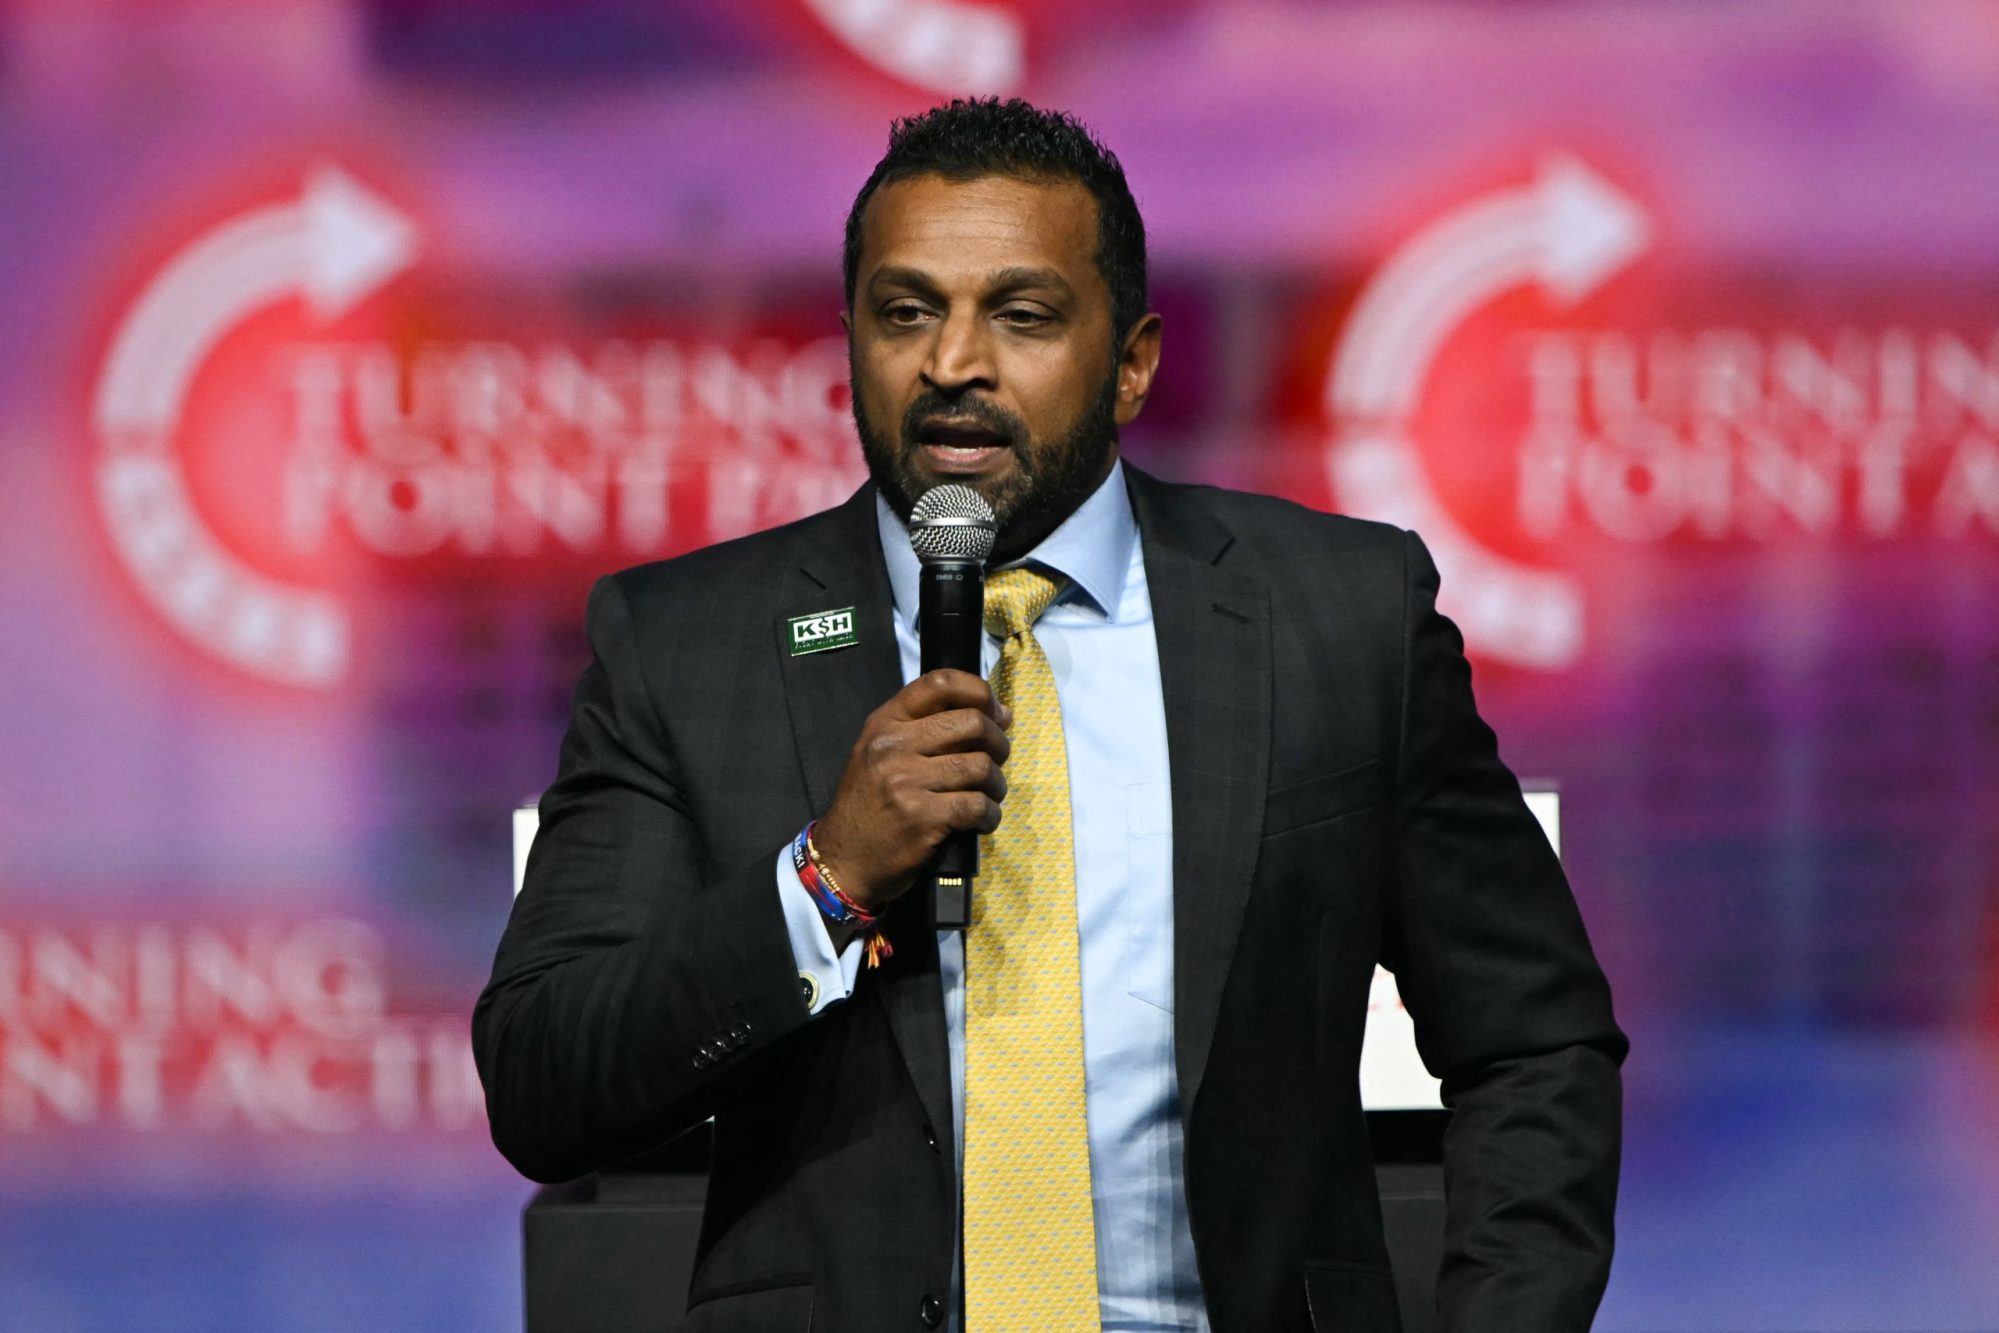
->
[840, 307, 852, 336]
[1114, 313, 1164, 427]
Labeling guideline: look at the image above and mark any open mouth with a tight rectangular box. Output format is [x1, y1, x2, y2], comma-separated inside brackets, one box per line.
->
[914, 418, 1011, 471]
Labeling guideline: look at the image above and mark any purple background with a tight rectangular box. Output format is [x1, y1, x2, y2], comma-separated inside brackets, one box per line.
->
[4, 0, 1999, 1327]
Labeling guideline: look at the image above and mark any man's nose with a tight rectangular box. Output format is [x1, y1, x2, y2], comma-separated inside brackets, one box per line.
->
[921, 307, 997, 393]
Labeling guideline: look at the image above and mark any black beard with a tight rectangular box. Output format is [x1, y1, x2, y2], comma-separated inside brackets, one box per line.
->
[852, 371, 1120, 565]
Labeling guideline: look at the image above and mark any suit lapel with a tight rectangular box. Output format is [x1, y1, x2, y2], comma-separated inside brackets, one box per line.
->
[1126, 467, 1271, 1122]
[778, 486, 903, 815]
[777, 485, 955, 1154]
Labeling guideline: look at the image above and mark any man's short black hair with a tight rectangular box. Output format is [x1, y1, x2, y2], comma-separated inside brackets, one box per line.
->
[843, 98, 1148, 346]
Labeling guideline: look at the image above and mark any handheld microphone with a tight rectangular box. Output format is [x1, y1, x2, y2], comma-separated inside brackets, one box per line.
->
[908, 484, 997, 931]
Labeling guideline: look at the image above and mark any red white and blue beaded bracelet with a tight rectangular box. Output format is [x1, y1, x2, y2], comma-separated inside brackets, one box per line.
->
[791, 822, 893, 968]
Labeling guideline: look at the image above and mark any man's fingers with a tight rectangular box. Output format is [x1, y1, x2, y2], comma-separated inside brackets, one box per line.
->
[942, 791, 1002, 835]
[922, 750, 1007, 801]
[888, 670, 997, 721]
[914, 708, 1010, 762]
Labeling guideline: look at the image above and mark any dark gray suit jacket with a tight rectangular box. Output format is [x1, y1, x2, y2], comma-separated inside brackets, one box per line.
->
[473, 465, 1626, 1332]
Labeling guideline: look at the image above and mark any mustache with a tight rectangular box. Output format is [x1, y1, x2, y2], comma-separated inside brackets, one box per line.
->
[897, 392, 1026, 452]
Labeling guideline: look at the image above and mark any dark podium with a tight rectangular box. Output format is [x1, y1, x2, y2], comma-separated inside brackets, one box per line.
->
[521, 1110, 1447, 1332]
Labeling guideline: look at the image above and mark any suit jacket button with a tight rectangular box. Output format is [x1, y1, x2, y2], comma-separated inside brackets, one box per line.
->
[918, 1295, 942, 1327]
[691, 1051, 712, 1071]
[922, 1124, 938, 1152]
[729, 1023, 751, 1043]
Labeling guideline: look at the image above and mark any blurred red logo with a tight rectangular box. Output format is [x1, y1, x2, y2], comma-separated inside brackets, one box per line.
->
[797, 0, 1029, 95]
[89, 165, 863, 689]
[1319, 154, 1999, 671]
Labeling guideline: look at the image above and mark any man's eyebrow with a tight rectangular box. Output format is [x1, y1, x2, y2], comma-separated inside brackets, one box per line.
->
[864, 264, 1076, 301]
[866, 265, 944, 298]
[986, 266, 1075, 300]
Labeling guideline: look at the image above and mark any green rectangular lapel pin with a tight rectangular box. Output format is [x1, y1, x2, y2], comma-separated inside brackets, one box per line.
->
[787, 606, 859, 656]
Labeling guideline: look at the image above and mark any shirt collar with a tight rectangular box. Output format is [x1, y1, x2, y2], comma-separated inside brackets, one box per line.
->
[875, 458, 1137, 624]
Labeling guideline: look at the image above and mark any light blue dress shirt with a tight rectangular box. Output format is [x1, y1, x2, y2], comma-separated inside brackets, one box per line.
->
[774, 461, 1210, 1331]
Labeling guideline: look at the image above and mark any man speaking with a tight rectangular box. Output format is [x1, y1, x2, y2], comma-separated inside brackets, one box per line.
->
[474, 100, 1625, 1332]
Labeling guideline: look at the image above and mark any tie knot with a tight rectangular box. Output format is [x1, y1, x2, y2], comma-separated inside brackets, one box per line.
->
[984, 566, 1064, 638]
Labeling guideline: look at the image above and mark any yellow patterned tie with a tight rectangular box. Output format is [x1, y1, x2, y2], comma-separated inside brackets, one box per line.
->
[962, 565, 1100, 1331]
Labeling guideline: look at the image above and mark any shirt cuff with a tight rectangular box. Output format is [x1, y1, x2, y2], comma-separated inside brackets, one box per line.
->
[775, 844, 865, 1015]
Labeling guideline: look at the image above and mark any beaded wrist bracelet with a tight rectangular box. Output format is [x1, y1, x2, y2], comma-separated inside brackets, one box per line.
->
[791, 822, 893, 968]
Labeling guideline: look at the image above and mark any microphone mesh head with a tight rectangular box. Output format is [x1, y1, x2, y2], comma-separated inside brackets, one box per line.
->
[908, 485, 997, 565]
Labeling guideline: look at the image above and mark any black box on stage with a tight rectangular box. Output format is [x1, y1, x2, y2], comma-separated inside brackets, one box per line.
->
[521, 1115, 1446, 1333]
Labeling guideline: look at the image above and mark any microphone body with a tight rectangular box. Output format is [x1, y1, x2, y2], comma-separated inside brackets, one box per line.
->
[919, 559, 984, 929]
[907, 483, 998, 932]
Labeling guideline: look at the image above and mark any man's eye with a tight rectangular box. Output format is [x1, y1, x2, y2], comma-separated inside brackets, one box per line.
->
[882, 304, 929, 325]
[998, 309, 1052, 327]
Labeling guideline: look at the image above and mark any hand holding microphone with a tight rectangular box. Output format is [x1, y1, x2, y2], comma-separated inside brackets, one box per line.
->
[808, 486, 999, 938]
